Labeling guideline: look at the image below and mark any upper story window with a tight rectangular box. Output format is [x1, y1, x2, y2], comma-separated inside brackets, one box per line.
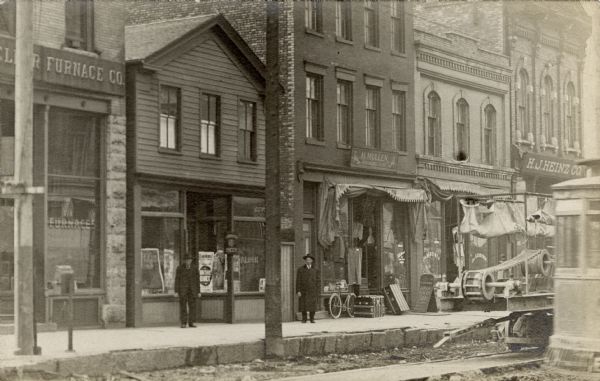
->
[335, 0, 352, 41]
[200, 93, 220, 156]
[238, 100, 257, 162]
[483, 104, 496, 165]
[392, 90, 406, 151]
[541, 75, 555, 145]
[565, 82, 577, 149]
[390, 0, 405, 53]
[365, 86, 380, 148]
[159, 85, 180, 151]
[0, 99, 14, 176]
[364, 0, 379, 48]
[517, 69, 530, 140]
[456, 99, 469, 159]
[0, 0, 15, 36]
[305, 0, 323, 33]
[426, 91, 441, 157]
[336, 80, 352, 145]
[65, 0, 95, 51]
[306, 74, 324, 141]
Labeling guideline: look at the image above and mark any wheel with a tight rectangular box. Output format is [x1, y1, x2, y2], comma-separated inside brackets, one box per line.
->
[328, 293, 342, 319]
[345, 294, 356, 318]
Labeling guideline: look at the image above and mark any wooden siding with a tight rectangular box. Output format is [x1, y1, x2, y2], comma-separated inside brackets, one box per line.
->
[135, 36, 265, 186]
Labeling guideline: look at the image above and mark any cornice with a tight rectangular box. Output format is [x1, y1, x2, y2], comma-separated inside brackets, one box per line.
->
[418, 68, 509, 96]
[417, 51, 511, 84]
[416, 155, 516, 182]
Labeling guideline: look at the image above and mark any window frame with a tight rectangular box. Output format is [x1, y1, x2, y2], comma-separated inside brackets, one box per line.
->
[483, 104, 496, 165]
[158, 84, 181, 152]
[541, 75, 555, 147]
[365, 85, 380, 149]
[306, 73, 324, 141]
[517, 69, 530, 140]
[336, 80, 352, 146]
[455, 98, 469, 159]
[335, 0, 352, 41]
[238, 99, 257, 162]
[426, 91, 441, 157]
[65, 0, 95, 52]
[565, 82, 577, 149]
[199, 92, 221, 157]
[390, 0, 405, 53]
[392, 90, 406, 152]
[364, 0, 379, 48]
[305, 0, 323, 34]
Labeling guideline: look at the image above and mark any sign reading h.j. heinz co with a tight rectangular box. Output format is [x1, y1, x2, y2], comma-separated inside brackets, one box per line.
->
[0, 36, 124, 96]
[521, 152, 586, 179]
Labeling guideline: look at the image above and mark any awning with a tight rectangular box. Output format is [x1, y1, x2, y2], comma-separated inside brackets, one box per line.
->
[335, 183, 427, 203]
[429, 179, 501, 196]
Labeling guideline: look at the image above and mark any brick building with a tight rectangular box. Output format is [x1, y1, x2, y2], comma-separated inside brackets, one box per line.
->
[0, 1, 126, 327]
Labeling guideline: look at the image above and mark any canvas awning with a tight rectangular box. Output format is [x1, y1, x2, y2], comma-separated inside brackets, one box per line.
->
[335, 183, 427, 203]
[429, 179, 501, 196]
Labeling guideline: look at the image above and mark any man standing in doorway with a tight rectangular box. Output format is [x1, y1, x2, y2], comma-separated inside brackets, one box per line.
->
[175, 254, 200, 328]
[296, 254, 320, 323]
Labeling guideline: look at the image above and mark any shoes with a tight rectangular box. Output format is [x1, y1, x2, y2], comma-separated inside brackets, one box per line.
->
[310, 320, 315, 323]
[180, 324, 187, 328]
[301, 320, 307, 323]
[188, 323, 196, 328]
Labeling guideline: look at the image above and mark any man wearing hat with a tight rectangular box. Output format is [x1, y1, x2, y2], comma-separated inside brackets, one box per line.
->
[175, 254, 200, 328]
[296, 253, 320, 323]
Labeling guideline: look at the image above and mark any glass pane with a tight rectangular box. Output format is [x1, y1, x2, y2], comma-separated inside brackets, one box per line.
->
[233, 197, 265, 218]
[234, 220, 265, 292]
[200, 122, 208, 153]
[383, 202, 409, 289]
[557, 216, 579, 268]
[208, 124, 215, 155]
[48, 109, 99, 178]
[423, 201, 442, 281]
[141, 217, 181, 295]
[0, 199, 14, 293]
[141, 186, 180, 213]
[587, 215, 600, 269]
[46, 176, 101, 289]
[167, 117, 176, 149]
[160, 116, 168, 148]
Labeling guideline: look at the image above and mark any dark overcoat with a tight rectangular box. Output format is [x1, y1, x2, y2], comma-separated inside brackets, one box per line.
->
[296, 265, 320, 312]
[175, 264, 200, 295]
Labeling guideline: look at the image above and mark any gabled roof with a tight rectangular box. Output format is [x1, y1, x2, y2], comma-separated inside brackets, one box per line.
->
[125, 14, 266, 88]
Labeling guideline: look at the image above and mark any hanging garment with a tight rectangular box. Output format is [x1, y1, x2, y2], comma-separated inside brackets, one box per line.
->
[347, 247, 362, 285]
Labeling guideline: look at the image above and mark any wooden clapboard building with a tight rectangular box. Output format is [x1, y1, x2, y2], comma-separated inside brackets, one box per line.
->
[125, 15, 267, 326]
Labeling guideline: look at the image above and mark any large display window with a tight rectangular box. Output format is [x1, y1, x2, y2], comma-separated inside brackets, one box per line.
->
[0, 199, 13, 294]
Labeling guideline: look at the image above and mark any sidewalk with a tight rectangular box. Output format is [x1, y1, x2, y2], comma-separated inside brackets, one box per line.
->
[0, 311, 506, 377]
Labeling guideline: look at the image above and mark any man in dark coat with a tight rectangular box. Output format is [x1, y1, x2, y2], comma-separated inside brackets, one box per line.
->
[296, 254, 320, 323]
[175, 254, 200, 328]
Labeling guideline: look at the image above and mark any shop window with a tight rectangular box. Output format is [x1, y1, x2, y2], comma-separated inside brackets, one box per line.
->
[586, 214, 600, 269]
[0, 99, 14, 176]
[0, 199, 13, 293]
[159, 85, 180, 151]
[390, 0, 404, 53]
[365, 86, 380, 148]
[65, 0, 94, 51]
[335, 0, 351, 41]
[423, 201, 442, 281]
[392, 90, 406, 151]
[305, 0, 323, 33]
[364, 0, 379, 48]
[483, 104, 496, 165]
[303, 182, 317, 260]
[455, 98, 469, 159]
[426, 91, 441, 156]
[233, 197, 265, 292]
[306, 74, 323, 141]
[47, 109, 101, 291]
[238, 100, 256, 161]
[323, 198, 350, 293]
[382, 202, 408, 290]
[556, 215, 579, 268]
[336, 80, 352, 145]
[201, 93, 220, 156]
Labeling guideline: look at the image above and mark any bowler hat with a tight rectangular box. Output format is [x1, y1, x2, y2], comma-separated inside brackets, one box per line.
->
[183, 253, 192, 260]
[302, 254, 315, 261]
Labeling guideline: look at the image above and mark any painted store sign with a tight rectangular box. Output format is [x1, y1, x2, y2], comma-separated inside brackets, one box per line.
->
[351, 147, 398, 172]
[0, 36, 124, 96]
[521, 152, 585, 179]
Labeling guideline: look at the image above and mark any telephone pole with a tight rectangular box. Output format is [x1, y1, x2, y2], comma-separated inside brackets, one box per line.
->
[14, 0, 35, 355]
[264, 0, 284, 358]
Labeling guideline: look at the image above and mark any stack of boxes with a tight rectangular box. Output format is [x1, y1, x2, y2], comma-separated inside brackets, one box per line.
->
[353, 295, 386, 318]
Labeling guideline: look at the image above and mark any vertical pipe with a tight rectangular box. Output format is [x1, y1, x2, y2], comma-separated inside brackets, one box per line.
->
[13, 0, 34, 356]
[265, 0, 283, 358]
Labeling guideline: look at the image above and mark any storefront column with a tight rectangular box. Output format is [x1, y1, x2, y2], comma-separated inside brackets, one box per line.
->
[126, 181, 142, 327]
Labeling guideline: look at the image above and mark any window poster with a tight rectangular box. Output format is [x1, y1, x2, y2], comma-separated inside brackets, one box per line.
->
[198, 251, 214, 293]
[141, 248, 164, 294]
[162, 249, 175, 293]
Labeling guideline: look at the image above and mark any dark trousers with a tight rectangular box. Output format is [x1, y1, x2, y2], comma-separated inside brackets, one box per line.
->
[179, 289, 197, 324]
[301, 311, 315, 322]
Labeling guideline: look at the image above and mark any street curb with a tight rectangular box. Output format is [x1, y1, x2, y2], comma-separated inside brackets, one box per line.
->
[0, 325, 493, 378]
[402, 358, 543, 381]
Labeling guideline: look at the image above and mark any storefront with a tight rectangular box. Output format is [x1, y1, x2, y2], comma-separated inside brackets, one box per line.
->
[0, 36, 126, 327]
[517, 151, 586, 194]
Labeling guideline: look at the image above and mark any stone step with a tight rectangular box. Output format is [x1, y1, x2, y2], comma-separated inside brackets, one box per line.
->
[0, 322, 58, 335]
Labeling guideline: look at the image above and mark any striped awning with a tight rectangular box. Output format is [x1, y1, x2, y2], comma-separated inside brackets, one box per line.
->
[335, 183, 427, 203]
[429, 179, 501, 196]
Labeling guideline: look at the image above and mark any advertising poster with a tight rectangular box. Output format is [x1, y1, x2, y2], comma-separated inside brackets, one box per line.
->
[198, 251, 214, 293]
[162, 249, 175, 293]
[141, 248, 164, 293]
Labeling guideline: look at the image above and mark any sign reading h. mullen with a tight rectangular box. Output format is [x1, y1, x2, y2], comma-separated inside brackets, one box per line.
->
[0, 36, 125, 96]
[350, 147, 398, 172]
[521, 152, 586, 179]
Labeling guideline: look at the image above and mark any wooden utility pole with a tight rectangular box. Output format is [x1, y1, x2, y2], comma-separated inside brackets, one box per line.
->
[14, 0, 35, 355]
[264, 0, 283, 358]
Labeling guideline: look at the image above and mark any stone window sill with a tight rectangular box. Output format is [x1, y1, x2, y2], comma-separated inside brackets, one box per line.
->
[336, 142, 351, 150]
[335, 36, 354, 46]
[305, 28, 324, 38]
[364, 44, 382, 53]
[306, 137, 326, 146]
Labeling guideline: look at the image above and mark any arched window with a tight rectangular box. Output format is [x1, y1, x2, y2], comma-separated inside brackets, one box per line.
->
[426, 91, 441, 156]
[483, 105, 496, 165]
[565, 82, 577, 148]
[541, 75, 554, 145]
[517, 69, 530, 139]
[456, 98, 469, 159]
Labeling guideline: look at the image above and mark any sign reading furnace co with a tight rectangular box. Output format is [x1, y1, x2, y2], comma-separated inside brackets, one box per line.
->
[0, 36, 125, 96]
